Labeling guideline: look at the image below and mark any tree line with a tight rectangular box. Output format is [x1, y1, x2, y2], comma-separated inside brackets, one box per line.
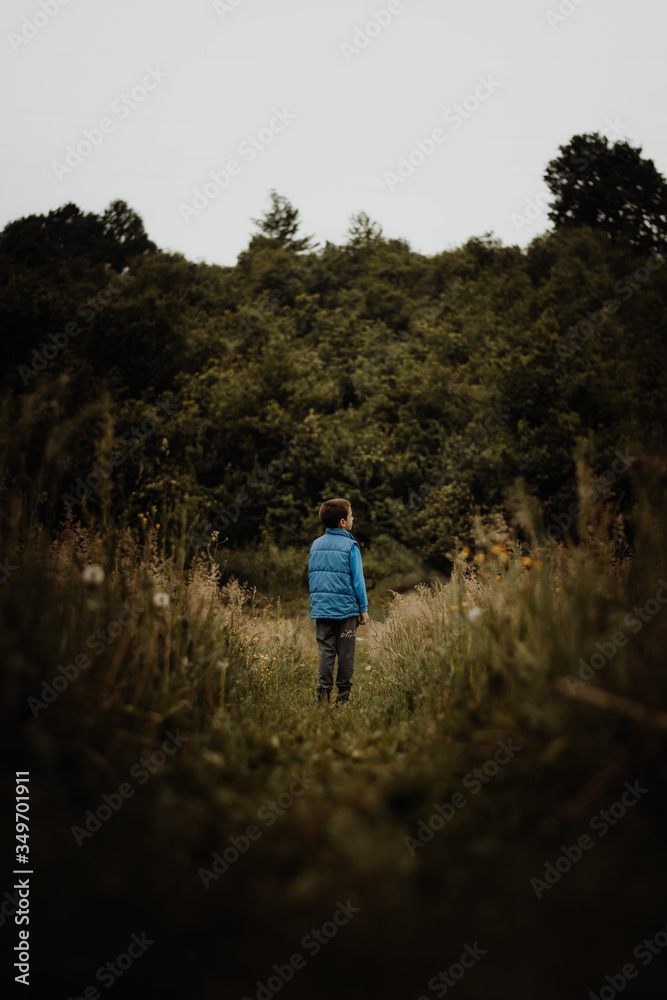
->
[1, 133, 665, 570]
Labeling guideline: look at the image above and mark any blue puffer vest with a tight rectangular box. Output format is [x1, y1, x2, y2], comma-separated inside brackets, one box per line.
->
[309, 529, 359, 619]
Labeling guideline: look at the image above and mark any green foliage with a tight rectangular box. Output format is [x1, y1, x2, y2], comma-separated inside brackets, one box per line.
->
[0, 199, 156, 271]
[250, 188, 317, 253]
[1, 162, 666, 569]
[545, 132, 667, 253]
[221, 542, 309, 599]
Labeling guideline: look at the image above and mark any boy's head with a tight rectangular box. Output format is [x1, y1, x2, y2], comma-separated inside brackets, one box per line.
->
[319, 498, 353, 530]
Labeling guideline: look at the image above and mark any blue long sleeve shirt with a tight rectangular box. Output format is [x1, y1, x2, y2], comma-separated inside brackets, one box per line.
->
[349, 544, 368, 613]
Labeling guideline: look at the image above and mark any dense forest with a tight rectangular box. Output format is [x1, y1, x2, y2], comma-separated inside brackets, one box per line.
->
[2, 131, 666, 578]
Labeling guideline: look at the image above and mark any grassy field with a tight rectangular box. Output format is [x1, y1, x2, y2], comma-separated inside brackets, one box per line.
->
[3, 479, 667, 999]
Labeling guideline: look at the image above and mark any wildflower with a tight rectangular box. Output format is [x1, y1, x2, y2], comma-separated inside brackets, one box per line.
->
[461, 546, 471, 558]
[460, 601, 468, 608]
[467, 607, 482, 622]
[450, 604, 459, 610]
[474, 552, 486, 564]
[82, 564, 105, 586]
[490, 544, 505, 556]
[521, 556, 532, 567]
[153, 592, 170, 609]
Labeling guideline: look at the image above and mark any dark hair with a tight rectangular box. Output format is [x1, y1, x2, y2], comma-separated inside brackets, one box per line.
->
[319, 498, 351, 529]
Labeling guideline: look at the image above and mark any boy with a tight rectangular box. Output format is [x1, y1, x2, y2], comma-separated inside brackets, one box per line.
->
[308, 498, 369, 704]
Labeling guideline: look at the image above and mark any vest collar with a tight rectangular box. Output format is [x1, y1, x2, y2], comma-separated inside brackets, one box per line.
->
[325, 528, 354, 539]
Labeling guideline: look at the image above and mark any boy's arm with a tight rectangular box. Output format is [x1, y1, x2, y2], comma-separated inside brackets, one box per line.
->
[350, 545, 369, 622]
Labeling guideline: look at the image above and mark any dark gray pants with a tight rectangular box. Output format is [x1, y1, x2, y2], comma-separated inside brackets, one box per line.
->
[316, 616, 359, 701]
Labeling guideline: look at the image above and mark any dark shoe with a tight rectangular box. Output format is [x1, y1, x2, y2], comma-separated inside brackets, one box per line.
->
[333, 694, 350, 706]
[317, 689, 331, 704]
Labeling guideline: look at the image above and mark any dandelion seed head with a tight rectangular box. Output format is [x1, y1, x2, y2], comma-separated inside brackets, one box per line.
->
[82, 564, 105, 586]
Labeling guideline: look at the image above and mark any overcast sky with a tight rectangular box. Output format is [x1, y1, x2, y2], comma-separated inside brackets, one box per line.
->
[2, 0, 665, 266]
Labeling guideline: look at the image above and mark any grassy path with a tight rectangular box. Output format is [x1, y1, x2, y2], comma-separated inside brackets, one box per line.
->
[3, 508, 667, 997]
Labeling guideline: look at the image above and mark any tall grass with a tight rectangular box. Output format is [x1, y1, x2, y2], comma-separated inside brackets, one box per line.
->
[2, 454, 667, 997]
